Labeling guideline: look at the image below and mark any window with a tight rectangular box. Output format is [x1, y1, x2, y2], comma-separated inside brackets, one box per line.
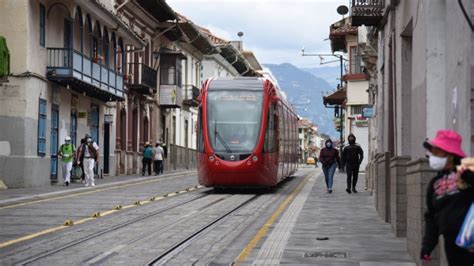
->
[39, 4, 45, 47]
[264, 105, 277, 153]
[350, 46, 362, 74]
[197, 108, 204, 152]
[351, 105, 364, 116]
[38, 99, 47, 156]
[160, 56, 182, 86]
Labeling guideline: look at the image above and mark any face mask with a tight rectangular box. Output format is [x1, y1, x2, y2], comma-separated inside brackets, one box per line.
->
[429, 155, 448, 171]
[326, 143, 332, 148]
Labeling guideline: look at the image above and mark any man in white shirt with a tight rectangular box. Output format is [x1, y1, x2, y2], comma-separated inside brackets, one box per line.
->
[153, 141, 165, 175]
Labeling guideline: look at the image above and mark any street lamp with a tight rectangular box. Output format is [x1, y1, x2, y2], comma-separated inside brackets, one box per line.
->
[301, 48, 348, 149]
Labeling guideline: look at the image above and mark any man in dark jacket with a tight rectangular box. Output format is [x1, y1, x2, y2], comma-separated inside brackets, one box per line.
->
[318, 139, 341, 193]
[342, 133, 364, 193]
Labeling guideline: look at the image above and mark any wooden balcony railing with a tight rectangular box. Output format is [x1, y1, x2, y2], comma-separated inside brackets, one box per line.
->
[126, 63, 157, 94]
[46, 48, 124, 101]
[351, 0, 385, 27]
[182, 85, 199, 107]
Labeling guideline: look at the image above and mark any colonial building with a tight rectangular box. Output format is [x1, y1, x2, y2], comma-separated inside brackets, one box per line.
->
[328, 17, 370, 171]
[353, 0, 474, 265]
[0, 0, 144, 187]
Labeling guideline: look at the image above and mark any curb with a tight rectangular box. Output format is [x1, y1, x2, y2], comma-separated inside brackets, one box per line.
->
[0, 170, 196, 207]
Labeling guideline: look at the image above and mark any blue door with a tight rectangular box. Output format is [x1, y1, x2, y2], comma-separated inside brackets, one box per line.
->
[90, 104, 99, 144]
[70, 111, 77, 146]
[50, 105, 59, 181]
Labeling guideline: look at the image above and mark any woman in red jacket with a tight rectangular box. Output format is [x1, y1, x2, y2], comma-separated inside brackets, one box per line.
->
[318, 139, 341, 193]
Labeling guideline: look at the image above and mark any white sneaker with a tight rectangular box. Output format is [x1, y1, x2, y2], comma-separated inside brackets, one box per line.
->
[85, 183, 90, 187]
[91, 183, 95, 187]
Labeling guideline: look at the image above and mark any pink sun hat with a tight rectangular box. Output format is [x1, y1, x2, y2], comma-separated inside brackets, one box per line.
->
[423, 129, 466, 158]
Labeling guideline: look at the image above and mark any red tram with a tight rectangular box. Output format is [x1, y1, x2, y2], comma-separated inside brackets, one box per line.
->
[197, 77, 299, 187]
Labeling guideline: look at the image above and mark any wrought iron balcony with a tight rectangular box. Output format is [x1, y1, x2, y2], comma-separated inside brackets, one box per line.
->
[46, 48, 124, 101]
[182, 85, 199, 107]
[351, 0, 385, 27]
[125, 63, 157, 95]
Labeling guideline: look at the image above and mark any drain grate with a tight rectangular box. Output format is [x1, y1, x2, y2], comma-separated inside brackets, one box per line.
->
[304, 251, 347, 258]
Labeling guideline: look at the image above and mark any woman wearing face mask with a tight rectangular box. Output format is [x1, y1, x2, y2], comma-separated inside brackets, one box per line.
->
[318, 139, 341, 193]
[421, 129, 474, 266]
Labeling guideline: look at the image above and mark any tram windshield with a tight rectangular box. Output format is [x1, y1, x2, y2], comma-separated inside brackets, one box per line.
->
[207, 90, 263, 153]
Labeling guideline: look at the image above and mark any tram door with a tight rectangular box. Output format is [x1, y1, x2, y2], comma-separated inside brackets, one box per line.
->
[50, 105, 59, 182]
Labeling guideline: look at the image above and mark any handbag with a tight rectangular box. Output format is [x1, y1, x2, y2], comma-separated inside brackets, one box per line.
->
[456, 202, 474, 251]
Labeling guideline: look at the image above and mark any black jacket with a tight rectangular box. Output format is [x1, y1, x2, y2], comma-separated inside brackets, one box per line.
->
[421, 170, 474, 255]
[341, 143, 363, 166]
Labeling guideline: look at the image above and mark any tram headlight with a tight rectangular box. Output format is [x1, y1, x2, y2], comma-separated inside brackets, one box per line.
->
[252, 156, 258, 162]
[209, 155, 215, 162]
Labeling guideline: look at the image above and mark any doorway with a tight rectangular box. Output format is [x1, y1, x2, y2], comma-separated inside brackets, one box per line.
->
[50, 105, 59, 182]
[104, 122, 110, 174]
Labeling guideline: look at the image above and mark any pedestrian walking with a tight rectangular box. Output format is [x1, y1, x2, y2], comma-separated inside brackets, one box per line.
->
[77, 136, 99, 187]
[153, 141, 165, 175]
[58, 136, 75, 186]
[142, 142, 153, 176]
[318, 139, 341, 193]
[420, 129, 474, 266]
[76, 136, 87, 183]
[341, 133, 364, 193]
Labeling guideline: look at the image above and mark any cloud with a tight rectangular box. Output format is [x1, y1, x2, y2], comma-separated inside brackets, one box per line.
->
[167, 0, 347, 67]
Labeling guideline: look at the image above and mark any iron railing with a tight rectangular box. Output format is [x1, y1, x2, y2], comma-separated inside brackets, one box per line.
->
[351, 0, 384, 26]
[126, 63, 157, 92]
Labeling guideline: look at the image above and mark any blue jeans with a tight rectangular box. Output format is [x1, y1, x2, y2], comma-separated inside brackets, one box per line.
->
[322, 163, 337, 189]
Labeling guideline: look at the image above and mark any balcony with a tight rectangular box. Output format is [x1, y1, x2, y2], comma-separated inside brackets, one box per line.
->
[46, 48, 124, 102]
[182, 85, 199, 107]
[351, 0, 385, 27]
[126, 63, 157, 95]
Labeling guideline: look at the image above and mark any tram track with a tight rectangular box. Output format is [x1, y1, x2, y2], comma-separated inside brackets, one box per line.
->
[147, 194, 260, 265]
[11, 190, 261, 265]
[12, 190, 214, 265]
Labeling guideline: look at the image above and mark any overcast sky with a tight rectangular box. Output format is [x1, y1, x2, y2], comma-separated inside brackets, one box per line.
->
[166, 0, 349, 68]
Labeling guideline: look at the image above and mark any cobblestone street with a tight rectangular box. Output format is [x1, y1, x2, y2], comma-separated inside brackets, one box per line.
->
[0, 166, 415, 265]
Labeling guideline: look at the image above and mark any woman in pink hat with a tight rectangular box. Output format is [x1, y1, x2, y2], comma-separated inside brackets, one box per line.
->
[421, 129, 474, 266]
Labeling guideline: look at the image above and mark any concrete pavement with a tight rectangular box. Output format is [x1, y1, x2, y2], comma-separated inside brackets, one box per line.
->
[253, 166, 416, 265]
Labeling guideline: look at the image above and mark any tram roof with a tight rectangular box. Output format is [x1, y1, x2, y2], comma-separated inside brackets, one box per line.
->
[208, 78, 264, 91]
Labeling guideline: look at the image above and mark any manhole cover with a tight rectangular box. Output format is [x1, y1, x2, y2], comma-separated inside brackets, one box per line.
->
[304, 252, 347, 258]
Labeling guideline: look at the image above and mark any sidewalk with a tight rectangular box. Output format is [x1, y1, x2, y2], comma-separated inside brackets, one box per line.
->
[0, 169, 196, 206]
[255, 168, 416, 265]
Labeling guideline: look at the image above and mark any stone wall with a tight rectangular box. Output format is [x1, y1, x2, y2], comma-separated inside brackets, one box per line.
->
[405, 158, 444, 266]
[376, 152, 390, 222]
[389, 156, 411, 237]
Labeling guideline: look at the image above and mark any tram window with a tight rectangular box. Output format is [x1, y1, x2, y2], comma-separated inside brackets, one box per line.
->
[264, 104, 277, 153]
[197, 107, 204, 152]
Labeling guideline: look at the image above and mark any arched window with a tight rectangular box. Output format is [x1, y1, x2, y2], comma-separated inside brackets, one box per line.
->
[73, 7, 83, 52]
[102, 27, 109, 66]
[84, 15, 92, 57]
[92, 21, 102, 62]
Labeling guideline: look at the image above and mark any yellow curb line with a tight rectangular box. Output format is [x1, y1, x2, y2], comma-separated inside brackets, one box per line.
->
[0, 185, 202, 249]
[233, 174, 312, 264]
[0, 173, 192, 211]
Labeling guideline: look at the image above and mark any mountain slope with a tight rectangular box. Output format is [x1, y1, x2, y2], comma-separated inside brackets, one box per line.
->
[264, 63, 338, 137]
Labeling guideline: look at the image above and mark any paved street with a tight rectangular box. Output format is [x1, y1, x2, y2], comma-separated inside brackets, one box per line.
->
[0, 166, 416, 265]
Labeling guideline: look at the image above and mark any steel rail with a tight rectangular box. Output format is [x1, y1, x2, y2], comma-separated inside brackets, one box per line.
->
[14, 190, 212, 265]
[147, 194, 260, 265]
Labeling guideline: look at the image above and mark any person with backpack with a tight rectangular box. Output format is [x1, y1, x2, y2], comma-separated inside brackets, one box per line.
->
[58, 136, 75, 186]
[341, 133, 364, 193]
[77, 136, 99, 187]
[142, 142, 153, 176]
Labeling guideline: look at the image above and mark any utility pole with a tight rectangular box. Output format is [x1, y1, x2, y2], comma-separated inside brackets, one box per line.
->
[301, 49, 347, 149]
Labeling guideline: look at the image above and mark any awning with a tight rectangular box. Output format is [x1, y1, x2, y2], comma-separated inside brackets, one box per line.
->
[135, 0, 177, 22]
[323, 88, 346, 106]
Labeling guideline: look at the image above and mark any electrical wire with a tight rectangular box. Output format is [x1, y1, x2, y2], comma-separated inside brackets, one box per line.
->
[457, 0, 474, 32]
